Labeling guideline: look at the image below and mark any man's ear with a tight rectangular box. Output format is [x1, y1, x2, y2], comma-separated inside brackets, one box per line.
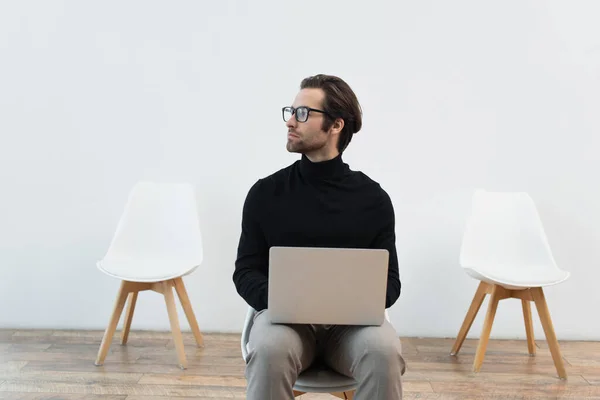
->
[331, 118, 345, 135]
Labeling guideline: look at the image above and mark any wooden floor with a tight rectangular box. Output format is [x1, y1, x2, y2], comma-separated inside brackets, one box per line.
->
[0, 329, 599, 399]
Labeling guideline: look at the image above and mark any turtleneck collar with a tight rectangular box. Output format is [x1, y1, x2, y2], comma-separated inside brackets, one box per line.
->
[299, 153, 348, 180]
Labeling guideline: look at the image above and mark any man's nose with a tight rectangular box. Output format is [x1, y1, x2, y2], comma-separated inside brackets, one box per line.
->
[286, 115, 297, 129]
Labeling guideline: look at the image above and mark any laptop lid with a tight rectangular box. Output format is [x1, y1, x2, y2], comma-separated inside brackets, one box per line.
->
[268, 246, 389, 326]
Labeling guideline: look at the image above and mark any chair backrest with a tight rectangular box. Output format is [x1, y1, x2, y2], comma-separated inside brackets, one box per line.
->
[459, 189, 557, 272]
[102, 181, 203, 267]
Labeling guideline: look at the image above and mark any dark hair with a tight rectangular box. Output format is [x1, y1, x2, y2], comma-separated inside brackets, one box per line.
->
[300, 74, 362, 153]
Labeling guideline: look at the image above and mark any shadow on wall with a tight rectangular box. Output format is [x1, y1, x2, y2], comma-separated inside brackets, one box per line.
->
[396, 188, 475, 276]
[392, 188, 477, 334]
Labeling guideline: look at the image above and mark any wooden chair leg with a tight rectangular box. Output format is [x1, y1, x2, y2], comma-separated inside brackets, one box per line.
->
[473, 284, 502, 372]
[331, 392, 355, 399]
[120, 292, 138, 345]
[95, 281, 129, 366]
[522, 299, 536, 355]
[451, 281, 488, 355]
[163, 280, 187, 369]
[174, 277, 204, 347]
[530, 287, 567, 379]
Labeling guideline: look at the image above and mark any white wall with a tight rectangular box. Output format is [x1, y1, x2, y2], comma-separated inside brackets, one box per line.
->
[1, 0, 598, 340]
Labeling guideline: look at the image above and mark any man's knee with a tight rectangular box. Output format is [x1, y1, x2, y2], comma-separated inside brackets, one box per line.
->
[248, 334, 298, 366]
[371, 342, 405, 375]
[246, 315, 308, 373]
[357, 330, 406, 376]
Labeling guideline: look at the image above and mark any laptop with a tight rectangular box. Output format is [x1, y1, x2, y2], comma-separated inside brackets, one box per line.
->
[267, 246, 389, 326]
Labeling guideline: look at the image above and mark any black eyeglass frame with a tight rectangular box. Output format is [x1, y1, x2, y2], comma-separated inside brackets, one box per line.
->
[282, 106, 333, 123]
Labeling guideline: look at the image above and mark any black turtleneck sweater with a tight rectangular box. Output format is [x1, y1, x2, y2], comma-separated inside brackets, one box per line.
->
[233, 154, 401, 312]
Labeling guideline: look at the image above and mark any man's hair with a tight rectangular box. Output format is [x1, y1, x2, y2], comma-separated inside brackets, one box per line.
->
[300, 74, 362, 153]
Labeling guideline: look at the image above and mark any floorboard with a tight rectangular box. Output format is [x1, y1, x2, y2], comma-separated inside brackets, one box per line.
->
[0, 329, 597, 399]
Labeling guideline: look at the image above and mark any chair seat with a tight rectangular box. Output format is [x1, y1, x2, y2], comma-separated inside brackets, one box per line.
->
[465, 265, 570, 290]
[97, 259, 200, 282]
[294, 363, 357, 393]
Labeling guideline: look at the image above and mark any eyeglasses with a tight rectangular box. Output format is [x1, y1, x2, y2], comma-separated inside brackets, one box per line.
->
[282, 106, 331, 123]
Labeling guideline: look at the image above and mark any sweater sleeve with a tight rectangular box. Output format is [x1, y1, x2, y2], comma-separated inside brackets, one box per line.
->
[372, 189, 401, 309]
[232, 180, 270, 311]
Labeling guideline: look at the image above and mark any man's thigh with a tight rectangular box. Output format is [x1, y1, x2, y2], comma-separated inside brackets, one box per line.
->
[321, 319, 406, 377]
[246, 310, 318, 371]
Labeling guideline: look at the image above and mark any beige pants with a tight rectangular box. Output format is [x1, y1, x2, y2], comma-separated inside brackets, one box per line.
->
[245, 309, 406, 400]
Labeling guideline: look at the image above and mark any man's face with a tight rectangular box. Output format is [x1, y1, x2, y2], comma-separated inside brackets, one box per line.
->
[285, 88, 330, 154]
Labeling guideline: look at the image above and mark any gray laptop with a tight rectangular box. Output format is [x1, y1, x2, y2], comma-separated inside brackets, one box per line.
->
[268, 246, 389, 326]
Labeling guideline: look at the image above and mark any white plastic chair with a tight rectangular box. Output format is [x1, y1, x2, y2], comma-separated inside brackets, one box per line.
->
[450, 189, 570, 379]
[241, 307, 392, 399]
[95, 181, 204, 369]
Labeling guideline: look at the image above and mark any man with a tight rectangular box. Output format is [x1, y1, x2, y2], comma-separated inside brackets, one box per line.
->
[233, 74, 405, 399]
